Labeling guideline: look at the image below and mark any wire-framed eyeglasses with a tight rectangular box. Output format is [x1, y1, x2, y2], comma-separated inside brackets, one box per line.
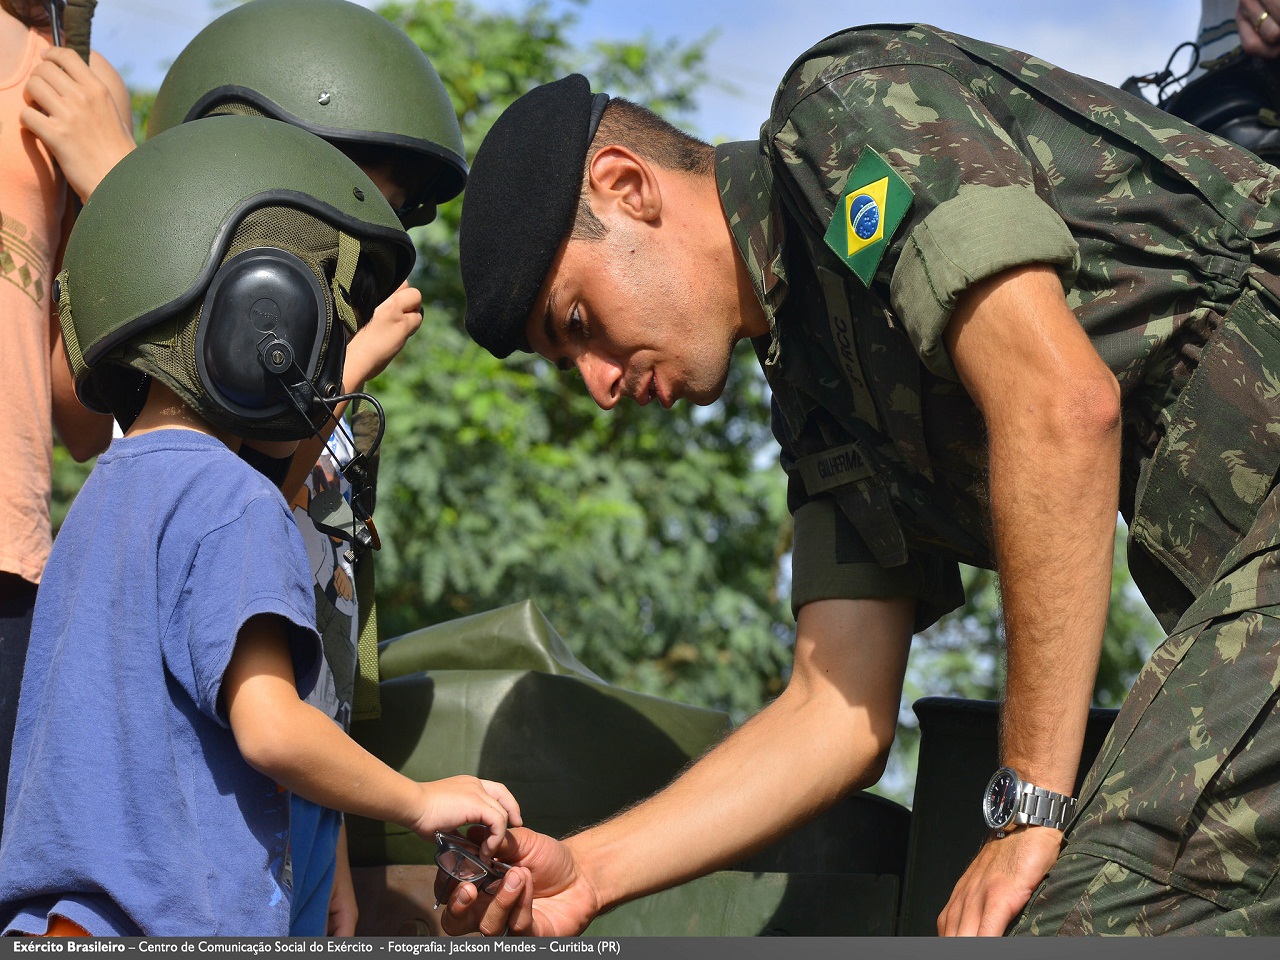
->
[433, 831, 511, 908]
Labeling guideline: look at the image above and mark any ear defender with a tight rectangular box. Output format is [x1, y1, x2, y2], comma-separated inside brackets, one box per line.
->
[195, 247, 342, 426]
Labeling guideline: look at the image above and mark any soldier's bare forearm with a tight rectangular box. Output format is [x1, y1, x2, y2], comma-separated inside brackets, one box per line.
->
[990, 396, 1118, 790]
[946, 264, 1120, 794]
[569, 596, 914, 912]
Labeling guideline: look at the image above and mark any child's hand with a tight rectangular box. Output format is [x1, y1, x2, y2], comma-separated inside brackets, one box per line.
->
[343, 281, 424, 391]
[412, 776, 522, 855]
[21, 48, 134, 202]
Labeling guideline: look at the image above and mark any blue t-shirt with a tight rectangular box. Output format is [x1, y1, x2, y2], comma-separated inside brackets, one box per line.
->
[0, 430, 319, 936]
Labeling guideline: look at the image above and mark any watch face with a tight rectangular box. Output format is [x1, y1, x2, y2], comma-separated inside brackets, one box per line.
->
[983, 768, 1020, 829]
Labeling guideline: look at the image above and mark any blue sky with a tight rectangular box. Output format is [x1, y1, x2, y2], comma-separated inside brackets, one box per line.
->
[96, 0, 1204, 142]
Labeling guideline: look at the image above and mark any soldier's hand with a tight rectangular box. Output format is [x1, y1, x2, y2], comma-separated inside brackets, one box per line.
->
[937, 826, 1063, 936]
[1239, 0, 1280, 58]
[439, 828, 600, 937]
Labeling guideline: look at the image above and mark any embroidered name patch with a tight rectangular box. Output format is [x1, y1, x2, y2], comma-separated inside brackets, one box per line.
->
[823, 147, 913, 287]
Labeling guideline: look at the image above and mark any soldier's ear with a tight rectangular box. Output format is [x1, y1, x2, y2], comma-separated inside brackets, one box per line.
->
[586, 145, 660, 223]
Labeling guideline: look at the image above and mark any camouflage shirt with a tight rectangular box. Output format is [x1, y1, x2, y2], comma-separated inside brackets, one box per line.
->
[717, 24, 1280, 631]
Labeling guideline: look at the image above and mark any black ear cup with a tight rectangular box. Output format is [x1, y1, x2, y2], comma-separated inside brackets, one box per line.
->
[195, 247, 330, 421]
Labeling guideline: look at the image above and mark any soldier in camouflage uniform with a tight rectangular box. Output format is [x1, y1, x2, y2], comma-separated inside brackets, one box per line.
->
[447, 23, 1280, 936]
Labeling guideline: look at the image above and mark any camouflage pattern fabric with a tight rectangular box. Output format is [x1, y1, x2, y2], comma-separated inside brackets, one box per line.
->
[1015, 608, 1280, 933]
[716, 23, 1280, 932]
[1017, 469, 1280, 933]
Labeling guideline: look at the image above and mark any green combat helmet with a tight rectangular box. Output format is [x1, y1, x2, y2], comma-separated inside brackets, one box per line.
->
[56, 115, 416, 442]
[147, 0, 465, 227]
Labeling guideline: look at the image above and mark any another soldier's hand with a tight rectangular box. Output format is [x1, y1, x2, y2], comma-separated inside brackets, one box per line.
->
[343, 281, 424, 391]
[937, 826, 1063, 936]
[439, 828, 600, 937]
[21, 47, 134, 202]
[1239, 0, 1280, 58]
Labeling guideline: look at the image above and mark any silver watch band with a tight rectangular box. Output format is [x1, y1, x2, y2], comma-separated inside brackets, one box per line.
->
[1015, 782, 1077, 830]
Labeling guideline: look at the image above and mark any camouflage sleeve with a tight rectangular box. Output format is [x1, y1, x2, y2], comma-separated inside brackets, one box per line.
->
[790, 496, 964, 631]
[772, 54, 1079, 380]
[892, 184, 1078, 379]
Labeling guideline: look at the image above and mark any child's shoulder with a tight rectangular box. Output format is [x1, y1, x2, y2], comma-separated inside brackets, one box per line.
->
[97, 428, 288, 524]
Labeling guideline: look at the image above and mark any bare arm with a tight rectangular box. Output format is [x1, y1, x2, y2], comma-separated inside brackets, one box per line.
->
[443, 594, 916, 936]
[938, 264, 1120, 936]
[328, 821, 359, 937]
[223, 614, 521, 852]
[50, 309, 112, 461]
[40, 49, 133, 459]
[571, 595, 914, 905]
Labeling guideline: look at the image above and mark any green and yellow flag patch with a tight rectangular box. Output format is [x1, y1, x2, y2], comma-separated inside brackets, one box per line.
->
[824, 147, 913, 286]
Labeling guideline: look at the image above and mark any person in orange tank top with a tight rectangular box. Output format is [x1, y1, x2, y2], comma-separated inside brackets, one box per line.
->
[0, 0, 132, 850]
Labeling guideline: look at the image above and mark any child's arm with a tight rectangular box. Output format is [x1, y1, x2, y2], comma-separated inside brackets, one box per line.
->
[223, 614, 520, 853]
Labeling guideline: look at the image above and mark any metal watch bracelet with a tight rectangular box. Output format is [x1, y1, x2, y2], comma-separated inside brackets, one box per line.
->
[1017, 782, 1077, 830]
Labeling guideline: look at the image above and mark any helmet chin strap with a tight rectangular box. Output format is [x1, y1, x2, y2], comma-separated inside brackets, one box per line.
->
[256, 333, 385, 553]
[44, 0, 64, 47]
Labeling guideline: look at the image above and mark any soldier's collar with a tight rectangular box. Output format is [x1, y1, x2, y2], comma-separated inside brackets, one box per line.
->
[715, 140, 788, 366]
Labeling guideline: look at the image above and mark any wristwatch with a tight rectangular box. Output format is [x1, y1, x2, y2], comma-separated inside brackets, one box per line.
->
[982, 767, 1077, 835]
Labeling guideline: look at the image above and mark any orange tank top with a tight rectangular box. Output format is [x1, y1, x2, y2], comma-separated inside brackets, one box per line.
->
[0, 27, 69, 583]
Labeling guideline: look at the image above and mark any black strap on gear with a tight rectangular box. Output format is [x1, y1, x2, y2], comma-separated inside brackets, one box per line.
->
[61, 0, 95, 63]
[44, 0, 96, 217]
[1120, 41, 1200, 104]
[1126, 42, 1280, 163]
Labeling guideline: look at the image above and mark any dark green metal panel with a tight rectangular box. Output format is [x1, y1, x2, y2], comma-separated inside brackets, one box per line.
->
[587, 873, 901, 937]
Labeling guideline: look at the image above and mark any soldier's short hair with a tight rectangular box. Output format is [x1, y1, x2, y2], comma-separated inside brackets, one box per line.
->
[572, 99, 713, 242]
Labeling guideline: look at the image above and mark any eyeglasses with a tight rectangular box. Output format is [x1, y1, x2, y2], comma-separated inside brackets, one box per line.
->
[433, 831, 511, 908]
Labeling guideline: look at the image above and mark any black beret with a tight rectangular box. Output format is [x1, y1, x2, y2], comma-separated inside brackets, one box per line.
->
[460, 74, 609, 359]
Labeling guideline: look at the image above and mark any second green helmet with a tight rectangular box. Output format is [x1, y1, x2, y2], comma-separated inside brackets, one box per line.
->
[148, 0, 466, 227]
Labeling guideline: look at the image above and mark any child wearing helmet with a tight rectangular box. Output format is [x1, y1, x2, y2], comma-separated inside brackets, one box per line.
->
[147, 0, 471, 934]
[0, 117, 521, 937]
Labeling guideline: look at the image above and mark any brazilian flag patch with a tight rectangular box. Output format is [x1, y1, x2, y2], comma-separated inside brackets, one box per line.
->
[823, 147, 913, 286]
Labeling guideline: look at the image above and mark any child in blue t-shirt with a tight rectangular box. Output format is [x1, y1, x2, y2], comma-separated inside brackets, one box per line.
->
[0, 116, 521, 937]
[145, 1, 474, 932]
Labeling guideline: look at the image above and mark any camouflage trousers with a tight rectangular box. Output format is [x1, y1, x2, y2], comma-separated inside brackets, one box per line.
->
[1013, 543, 1280, 933]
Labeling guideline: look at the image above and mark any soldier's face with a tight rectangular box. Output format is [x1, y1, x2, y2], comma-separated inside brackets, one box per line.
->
[525, 217, 740, 411]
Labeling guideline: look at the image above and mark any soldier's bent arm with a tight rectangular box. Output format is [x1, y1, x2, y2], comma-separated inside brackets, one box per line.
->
[566, 595, 914, 913]
[938, 263, 1121, 936]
